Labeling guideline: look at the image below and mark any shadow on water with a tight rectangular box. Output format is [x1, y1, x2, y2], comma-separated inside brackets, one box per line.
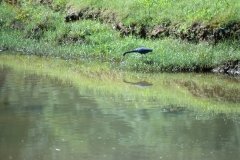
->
[0, 56, 240, 160]
[123, 79, 153, 88]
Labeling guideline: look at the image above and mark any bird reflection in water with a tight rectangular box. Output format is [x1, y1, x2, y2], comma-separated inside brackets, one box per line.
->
[123, 79, 153, 88]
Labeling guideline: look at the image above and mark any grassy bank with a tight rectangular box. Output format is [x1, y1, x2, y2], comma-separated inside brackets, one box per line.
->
[0, 1, 240, 72]
[67, 0, 239, 26]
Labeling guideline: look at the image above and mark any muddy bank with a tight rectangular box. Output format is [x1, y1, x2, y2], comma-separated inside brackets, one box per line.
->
[212, 60, 240, 76]
[65, 7, 240, 44]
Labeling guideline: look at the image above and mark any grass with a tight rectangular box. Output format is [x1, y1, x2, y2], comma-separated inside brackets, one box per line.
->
[67, 0, 240, 27]
[0, 1, 240, 72]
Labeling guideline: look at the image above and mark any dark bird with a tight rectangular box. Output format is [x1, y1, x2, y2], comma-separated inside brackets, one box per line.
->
[123, 47, 153, 56]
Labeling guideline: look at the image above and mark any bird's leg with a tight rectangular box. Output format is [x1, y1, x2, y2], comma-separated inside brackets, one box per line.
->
[142, 54, 147, 59]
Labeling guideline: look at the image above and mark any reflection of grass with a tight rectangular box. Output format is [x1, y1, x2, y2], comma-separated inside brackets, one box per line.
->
[1, 54, 240, 119]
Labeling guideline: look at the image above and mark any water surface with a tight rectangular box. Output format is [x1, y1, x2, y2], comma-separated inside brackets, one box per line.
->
[0, 65, 240, 160]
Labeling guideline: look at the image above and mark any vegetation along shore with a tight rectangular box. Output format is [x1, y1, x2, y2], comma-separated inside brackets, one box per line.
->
[0, 0, 240, 74]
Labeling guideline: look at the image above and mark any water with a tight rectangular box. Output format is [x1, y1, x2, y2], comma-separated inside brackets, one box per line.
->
[0, 66, 240, 160]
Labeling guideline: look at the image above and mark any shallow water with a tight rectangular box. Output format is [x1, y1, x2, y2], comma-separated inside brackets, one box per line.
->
[0, 66, 240, 160]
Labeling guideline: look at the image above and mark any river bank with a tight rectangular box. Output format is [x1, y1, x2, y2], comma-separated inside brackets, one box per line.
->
[0, 1, 240, 74]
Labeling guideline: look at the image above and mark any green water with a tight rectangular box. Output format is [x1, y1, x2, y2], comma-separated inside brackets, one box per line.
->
[0, 63, 240, 160]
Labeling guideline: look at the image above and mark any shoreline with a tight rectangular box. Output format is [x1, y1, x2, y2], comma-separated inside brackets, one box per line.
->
[0, 1, 240, 75]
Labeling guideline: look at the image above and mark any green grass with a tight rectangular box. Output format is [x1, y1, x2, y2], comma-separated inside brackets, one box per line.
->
[67, 0, 240, 27]
[0, 1, 240, 72]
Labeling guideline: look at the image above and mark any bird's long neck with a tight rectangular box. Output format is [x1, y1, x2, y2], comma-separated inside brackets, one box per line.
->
[123, 50, 138, 56]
